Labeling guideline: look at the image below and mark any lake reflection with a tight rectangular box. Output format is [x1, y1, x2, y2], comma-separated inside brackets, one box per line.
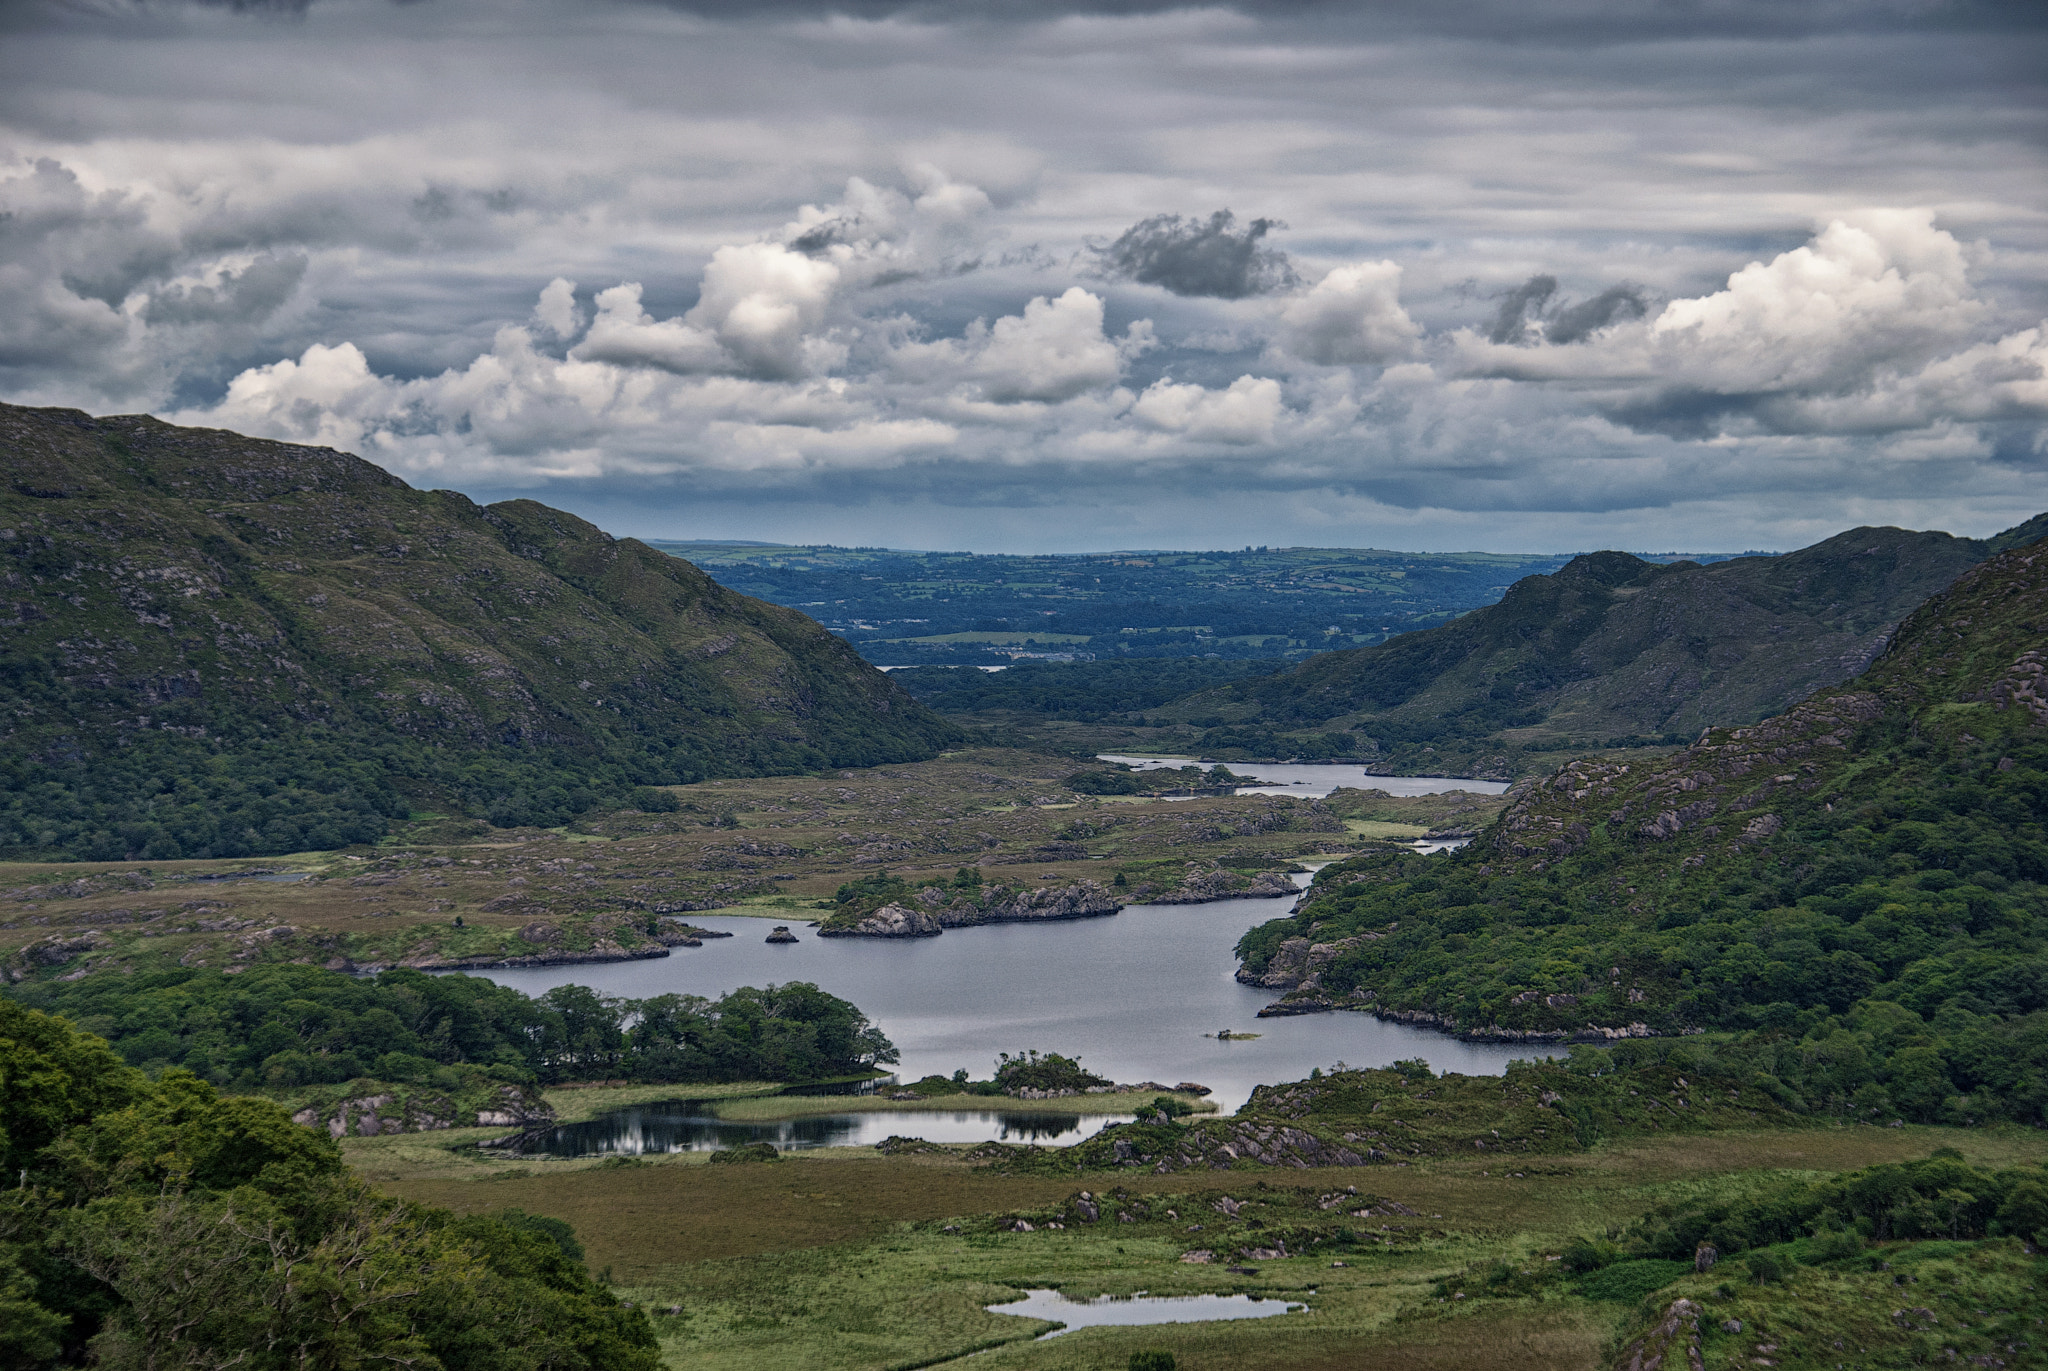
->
[475, 882, 1560, 1114]
[524, 1103, 1128, 1155]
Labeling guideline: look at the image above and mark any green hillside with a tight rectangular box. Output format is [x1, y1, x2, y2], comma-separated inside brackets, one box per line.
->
[1163, 519, 2039, 772]
[1234, 531, 2048, 1123]
[0, 404, 957, 861]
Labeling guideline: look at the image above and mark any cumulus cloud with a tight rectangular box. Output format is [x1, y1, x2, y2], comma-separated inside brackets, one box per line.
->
[1647, 209, 1984, 398]
[1450, 211, 2044, 442]
[891, 287, 1152, 403]
[1276, 261, 1421, 366]
[1130, 374, 1283, 444]
[1094, 210, 1299, 299]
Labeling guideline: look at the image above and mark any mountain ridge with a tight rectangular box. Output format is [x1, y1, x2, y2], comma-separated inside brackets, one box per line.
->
[0, 403, 958, 860]
[1162, 517, 2040, 771]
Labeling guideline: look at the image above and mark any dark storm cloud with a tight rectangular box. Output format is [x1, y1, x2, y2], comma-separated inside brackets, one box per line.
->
[1094, 211, 1298, 300]
[1487, 275, 1557, 345]
[1547, 284, 1649, 345]
[1487, 275, 1649, 346]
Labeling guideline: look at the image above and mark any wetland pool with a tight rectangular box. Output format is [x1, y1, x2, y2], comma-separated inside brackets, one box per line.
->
[476, 880, 1559, 1119]
[989, 1289, 1306, 1337]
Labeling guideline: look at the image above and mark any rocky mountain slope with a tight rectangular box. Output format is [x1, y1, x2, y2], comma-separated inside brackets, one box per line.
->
[1232, 529, 2047, 1062]
[0, 404, 957, 860]
[1163, 515, 2045, 772]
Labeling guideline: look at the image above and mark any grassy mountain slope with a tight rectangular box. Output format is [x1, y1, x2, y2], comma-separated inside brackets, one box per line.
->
[0, 404, 956, 860]
[1232, 534, 2047, 1121]
[1164, 521, 2029, 770]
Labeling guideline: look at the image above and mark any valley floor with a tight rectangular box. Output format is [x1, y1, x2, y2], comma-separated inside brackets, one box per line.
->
[357, 1119, 2048, 1370]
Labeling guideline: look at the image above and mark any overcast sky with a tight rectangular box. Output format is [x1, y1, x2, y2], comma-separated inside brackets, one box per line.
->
[3, 0, 2044, 553]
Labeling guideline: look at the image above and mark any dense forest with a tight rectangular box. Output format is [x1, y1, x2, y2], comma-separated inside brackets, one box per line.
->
[7, 966, 897, 1090]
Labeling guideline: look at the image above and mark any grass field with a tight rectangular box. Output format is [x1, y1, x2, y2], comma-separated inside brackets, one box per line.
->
[364, 1118, 2048, 1370]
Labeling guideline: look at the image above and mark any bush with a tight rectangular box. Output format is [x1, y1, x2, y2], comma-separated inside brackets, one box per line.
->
[1129, 1353, 1177, 1371]
[1574, 1259, 1691, 1303]
[1745, 1251, 1789, 1284]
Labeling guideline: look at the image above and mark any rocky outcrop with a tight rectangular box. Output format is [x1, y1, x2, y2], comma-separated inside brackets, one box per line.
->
[936, 880, 1121, 926]
[1089, 1118, 1370, 1173]
[1146, 869, 1297, 904]
[820, 881, 1121, 937]
[1236, 930, 1381, 989]
[817, 901, 942, 938]
[291, 1081, 552, 1139]
[1612, 1298, 1704, 1371]
[765, 925, 799, 943]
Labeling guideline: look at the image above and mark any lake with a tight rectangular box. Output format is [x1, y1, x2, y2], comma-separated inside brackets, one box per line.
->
[522, 1100, 1134, 1155]
[475, 879, 1557, 1116]
[1097, 754, 1510, 801]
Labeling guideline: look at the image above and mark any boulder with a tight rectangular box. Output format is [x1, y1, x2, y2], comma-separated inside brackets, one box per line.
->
[765, 925, 800, 943]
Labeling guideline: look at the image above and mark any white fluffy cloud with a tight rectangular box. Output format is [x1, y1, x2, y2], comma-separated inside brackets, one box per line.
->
[1276, 261, 1422, 367]
[890, 287, 1150, 404]
[1448, 211, 2045, 440]
[1130, 374, 1283, 444]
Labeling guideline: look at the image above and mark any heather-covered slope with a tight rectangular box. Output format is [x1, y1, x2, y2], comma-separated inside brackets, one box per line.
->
[0, 404, 957, 859]
[1165, 520, 2035, 770]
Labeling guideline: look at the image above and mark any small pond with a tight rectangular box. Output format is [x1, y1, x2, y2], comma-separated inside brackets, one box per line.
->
[518, 1102, 1133, 1155]
[989, 1289, 1306, 1337]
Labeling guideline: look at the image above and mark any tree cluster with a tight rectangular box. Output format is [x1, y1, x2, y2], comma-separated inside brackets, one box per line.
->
[0, 998, 659, 1369]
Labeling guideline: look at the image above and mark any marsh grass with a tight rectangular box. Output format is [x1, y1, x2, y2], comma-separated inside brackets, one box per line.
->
[363, 1116, 2048, 1370]
[546, 1080, 787, 1123]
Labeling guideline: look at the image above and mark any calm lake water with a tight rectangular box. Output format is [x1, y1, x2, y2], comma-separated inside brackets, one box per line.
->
[476, 879, 1556, 1117]
[1098, 755, 1510, 801]
[521, 1102, 1133, 1155]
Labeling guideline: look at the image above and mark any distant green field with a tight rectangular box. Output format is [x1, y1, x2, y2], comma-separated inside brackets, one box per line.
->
[651, 541, 1611, 664]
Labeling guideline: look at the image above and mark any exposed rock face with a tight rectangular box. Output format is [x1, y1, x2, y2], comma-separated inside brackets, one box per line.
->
[765, 925, 799, 943]
[1612, 1298, 1705, 1371]
[1147, 869, 1297, 904]
[818, 902, 942, 938]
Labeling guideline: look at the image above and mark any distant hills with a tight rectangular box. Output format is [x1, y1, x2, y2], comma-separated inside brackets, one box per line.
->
[1161, 515, 2048, 775]
[0, 404, 956, 861]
